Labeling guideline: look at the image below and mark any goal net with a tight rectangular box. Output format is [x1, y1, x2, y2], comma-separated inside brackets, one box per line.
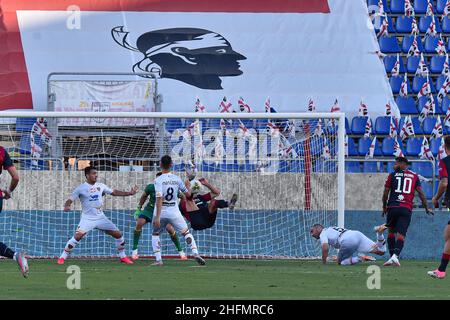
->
[0, 112, 345, 259]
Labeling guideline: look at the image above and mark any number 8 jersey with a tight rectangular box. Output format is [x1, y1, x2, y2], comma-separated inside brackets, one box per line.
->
[154, 173, 188, 217]
[385, 169, 422, 212]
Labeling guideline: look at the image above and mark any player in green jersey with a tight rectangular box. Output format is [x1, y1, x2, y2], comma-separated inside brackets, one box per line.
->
[131, 173, 186, 260]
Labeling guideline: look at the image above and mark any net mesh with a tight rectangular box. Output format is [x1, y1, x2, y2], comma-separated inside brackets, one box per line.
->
[0, 114, 342, 259]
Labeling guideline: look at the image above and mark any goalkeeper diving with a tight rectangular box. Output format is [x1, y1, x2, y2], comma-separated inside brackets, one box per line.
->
[131, 172, 186, 260]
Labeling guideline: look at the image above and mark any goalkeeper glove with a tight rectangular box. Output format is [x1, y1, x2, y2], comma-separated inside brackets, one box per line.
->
[134, 207, 142, 219]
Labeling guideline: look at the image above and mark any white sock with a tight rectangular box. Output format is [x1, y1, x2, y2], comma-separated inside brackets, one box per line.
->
[340, 256, 360, 265]
[61, 237, 79, 259]
[184, 233, 199, 255]
[115, 237, 126, 259]
[376, 233, 386, 252]
[152, 235, 162, 261]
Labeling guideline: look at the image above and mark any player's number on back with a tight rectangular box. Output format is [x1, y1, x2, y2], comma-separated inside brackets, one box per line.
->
[165, 187, 174, 201]
[394, 177, 413, 194]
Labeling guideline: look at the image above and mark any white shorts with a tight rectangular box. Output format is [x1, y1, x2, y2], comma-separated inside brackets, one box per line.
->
[76, 215, 119, 234]
[338, 231, 375, 261]
[152, 212, 188, 234]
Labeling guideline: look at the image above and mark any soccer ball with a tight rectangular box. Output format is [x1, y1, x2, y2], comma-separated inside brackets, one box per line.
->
[190, 179, 203, 195]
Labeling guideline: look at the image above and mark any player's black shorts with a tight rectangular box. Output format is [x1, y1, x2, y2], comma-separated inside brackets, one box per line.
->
[386, 207, 412, 236]
[138, 214, 152, 224]
[189, 206, 217, 231]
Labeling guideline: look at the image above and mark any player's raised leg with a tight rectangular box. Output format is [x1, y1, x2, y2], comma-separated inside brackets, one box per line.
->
[58, 229, 85, 265]
[0, 242, 29, 278]
[428, 224, 450, 279]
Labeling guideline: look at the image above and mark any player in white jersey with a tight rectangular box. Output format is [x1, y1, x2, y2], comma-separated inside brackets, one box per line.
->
[57, 166, 138, 265]
[152, 155, 205, 266]
[310, 224, 387, 265]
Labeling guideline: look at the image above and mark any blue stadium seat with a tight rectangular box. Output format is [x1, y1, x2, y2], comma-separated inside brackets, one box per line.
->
[414, 0, 432, 14]
[430, 55, 446, 74]
[345, 162, 361, 173]
[15, 118, 36, 133]
[374, 116, 391, 135]
[398, 116, 424, 134]
[421, 182, 433, 200]
[389, 76, 404, 94]
[368, 0, 389, 12]
[402, 35, 424, 54]
[442, 16, 450, 33]
[424, 36, 440, 53]
[386, 161, 396, 173]
[382, 137, 405, 156]
[373, 16, 395, 33]
[422, 117, 437, 134]
[443, 96, 450, 113]
[345, 117, 351, 134]
[396, 15, 413, 33]
[390, 0, 405, 13]
[406, 56, 421, 73]
[430, 138, 442, 157]
[384, 56, 406, 73]
[379, 36, 401, 53]
[351, 116, 369, 135]
[396, 96, 418, 114]
[363, 161, 381, 173]
[358, 137, 382, 156]
[406, 137, 423, 156]
[347, 137, 358, 156]
[412, 76, 436, 93]
[412, 162, 433, 178]
[436, 74, 447, 91]
[419, 16, 442, 33]
[437, 0, 447, 13]
[418, 95, 443, 114]
[165, 118, 183, 132]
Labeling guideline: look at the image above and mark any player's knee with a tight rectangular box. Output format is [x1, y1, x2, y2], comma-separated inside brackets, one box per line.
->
[397, 234, 405, 241]
[74, 232, 84, 241]
[182, 229, 189, 236]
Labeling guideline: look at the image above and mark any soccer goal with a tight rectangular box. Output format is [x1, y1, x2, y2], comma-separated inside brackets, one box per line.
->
[0, 111, 345, 259]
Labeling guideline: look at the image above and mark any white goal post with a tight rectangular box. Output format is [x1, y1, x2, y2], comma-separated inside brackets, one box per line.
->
[0, 111, 345, 259]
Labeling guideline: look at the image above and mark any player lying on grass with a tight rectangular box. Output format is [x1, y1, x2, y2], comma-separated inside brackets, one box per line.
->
[131, 171, 186, 260]
[0, 145, 28, 278]
[58, 166, 138, 265]
[310, 224, 387, 265]
[152, 155, 205, 266]
[382, 156, 433, 267]
[179, 177, 238, 231]
[429, 136, 450, 279]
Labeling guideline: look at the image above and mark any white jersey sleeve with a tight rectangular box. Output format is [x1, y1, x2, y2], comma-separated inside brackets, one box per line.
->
[69, 185, 82, 202]
[101, 183, 113, 195]
[319, 230, 329, 245]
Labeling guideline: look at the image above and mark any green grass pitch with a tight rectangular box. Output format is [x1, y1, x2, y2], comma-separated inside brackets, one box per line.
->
[1, 259, 449, 299]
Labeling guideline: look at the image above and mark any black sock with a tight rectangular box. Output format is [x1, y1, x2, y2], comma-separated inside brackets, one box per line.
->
[0, 242, 15, 259]
[438, 254, 450, 272]
[394, 238, 405, 257]
[387, 234, 395, 257]
[216, 200, 228, 209]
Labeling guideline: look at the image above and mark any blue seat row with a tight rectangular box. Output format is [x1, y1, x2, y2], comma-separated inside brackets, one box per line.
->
[386, 55, 450, 74]
[379, 34, 450, 53]
[387, 0, 448, 15]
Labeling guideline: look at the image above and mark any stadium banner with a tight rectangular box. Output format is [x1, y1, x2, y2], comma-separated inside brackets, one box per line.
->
[51, 81, 155, 126]
[2, 0, 395, 117]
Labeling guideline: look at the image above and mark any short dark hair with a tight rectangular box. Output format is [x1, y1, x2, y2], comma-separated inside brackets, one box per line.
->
[312, 224, 323, 229]
[160, 155, 172, 170]
[445, 136, 450, 151]
[156, 171, 163, 177]
[84, 166, 97, 176]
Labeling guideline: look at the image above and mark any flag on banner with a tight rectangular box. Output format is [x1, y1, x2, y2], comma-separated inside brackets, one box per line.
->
[323, 137, 331, 159]
[431, 115, 443, 139]
[194, 97, 206, 113]
[220, 118, 226, 130]
[445, 0, 450, 16]
[418, 95, 433, 124]
[390, 116, 398, 138]
[344, 135, 349, 156]
[438, 75, 450, 103]
[314, 119, 323, 137]
[377, 15, 389, 38]
[282, 120, 296, 139]
[416, 53, 429, 76]
[386, 100, 392, 115]
[408, 35, 420, 57]
[427, 15, 437, 36]
[265, 97, 271, 113]
[308, 97, 316, 112]
[438, 137, 448, 161]
[399, 73, 409, 97]
[393, 137, 405, 157]
[436, 34, 447, 55]
[378, 0, 385, 14]
[30, 118, 52, 166]
[405, 0, 415, 17]
[417, 75, 432, 99]
[238, 120, 252, 137]
[238, 96, 254, 113]
[411, 17, 419, 35]
[330, 98, 340, 113]
[267, 120, 281, 137]
[419, 137, 434, 160]
[366, 136, 377, 159]
[278, 134, 298, 159]
[364, 117, 372, 138]
[219, 96, 232, 113]
[400, 115, 415, 140]
[426, 0, 434, 16]
[359, 99, 368, 116]
[391, 54, 400, 76]
[443, 54, 450, 77]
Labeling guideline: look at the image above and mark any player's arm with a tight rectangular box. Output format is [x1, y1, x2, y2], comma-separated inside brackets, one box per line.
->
[3, 150, 18, 199]
[321, 243, 329, 265]
[111, 185, 138, 196]
[433, 160, 448, 208]
[179, 177, 192, 200]
[199, 178, 220, 198]
[416, 187, 433, 215]
[64, 187, 80, 212]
